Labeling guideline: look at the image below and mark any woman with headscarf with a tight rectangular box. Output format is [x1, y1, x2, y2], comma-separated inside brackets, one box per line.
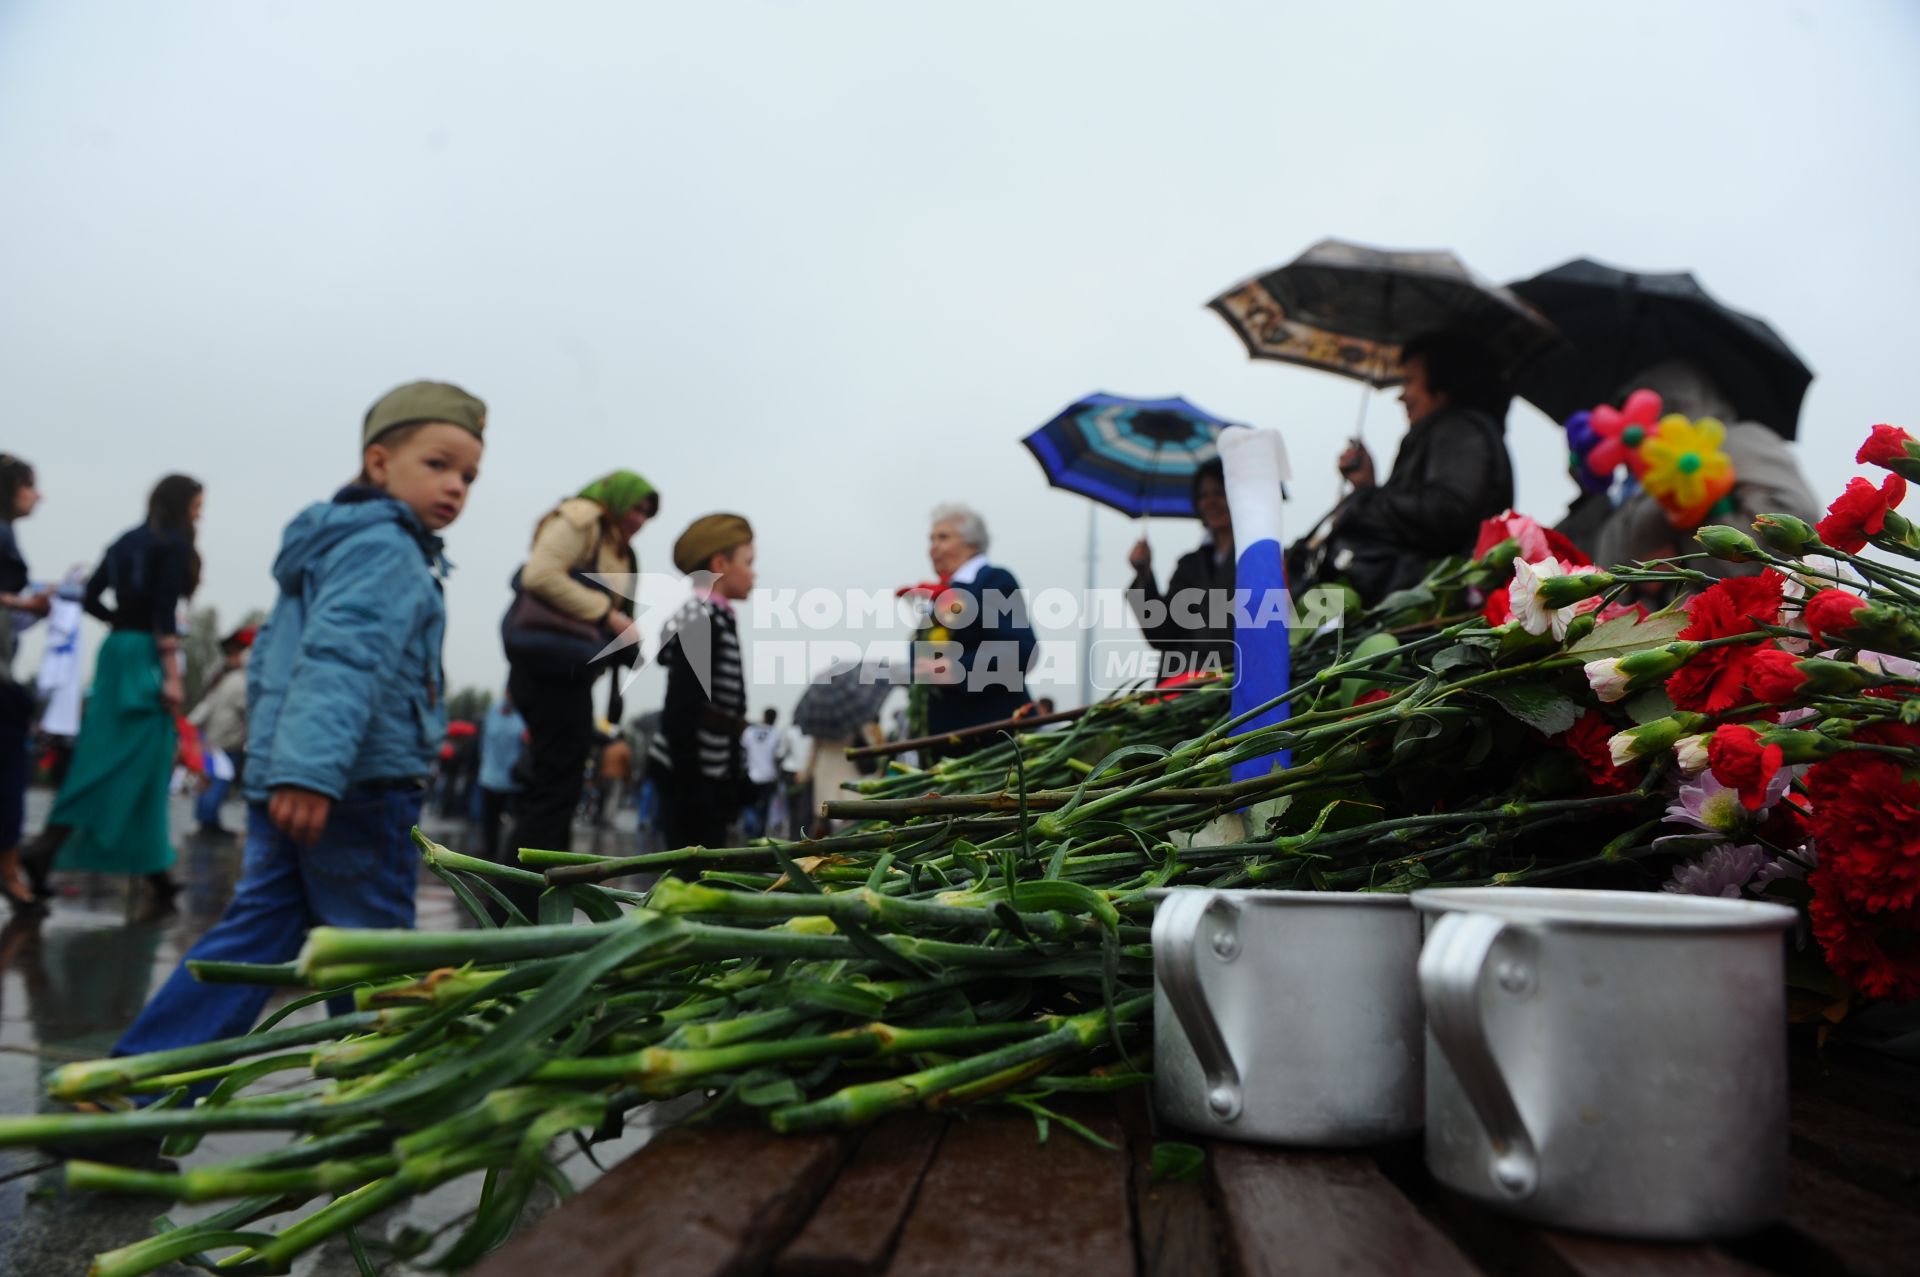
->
[24, 474, 204, 908]
[0, 456, 51, 910]
[502, 470, 657, 867]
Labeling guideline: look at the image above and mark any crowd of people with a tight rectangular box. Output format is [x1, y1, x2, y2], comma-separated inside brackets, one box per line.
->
[0, 329, 1823, 1063]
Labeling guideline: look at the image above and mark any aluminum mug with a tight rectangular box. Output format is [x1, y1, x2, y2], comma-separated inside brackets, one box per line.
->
[1412, 887, 1796, 1239]
[1153, 888, 1424, 1145]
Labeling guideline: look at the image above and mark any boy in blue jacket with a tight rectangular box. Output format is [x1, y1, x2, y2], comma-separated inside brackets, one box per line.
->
[116, 381, 486, 1055]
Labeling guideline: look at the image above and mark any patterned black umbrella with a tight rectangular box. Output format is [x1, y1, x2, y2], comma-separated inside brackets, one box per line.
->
[1510, 258, 1813, 439]
[1208, 238, 1561, 386]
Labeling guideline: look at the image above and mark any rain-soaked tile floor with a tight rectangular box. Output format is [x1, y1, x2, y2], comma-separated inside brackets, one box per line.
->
[0, 792, 660, 1277]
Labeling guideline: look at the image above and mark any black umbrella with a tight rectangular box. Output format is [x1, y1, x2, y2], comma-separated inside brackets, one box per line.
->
[1509, 258, 1813, 439]
[1208, 238, 1561, 387]
[791, 661, 899, 740]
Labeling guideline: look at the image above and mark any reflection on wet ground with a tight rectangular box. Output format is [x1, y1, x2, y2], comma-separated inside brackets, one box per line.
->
[0, 791, 656, 1276]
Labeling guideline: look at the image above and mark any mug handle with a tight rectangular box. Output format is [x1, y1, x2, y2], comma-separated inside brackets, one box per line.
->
[1418, 910, 1539, 1197]
[1154, 890, 1244, 1122]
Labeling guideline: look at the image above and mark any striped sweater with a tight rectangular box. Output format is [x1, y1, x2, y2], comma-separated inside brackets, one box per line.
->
[647, 595, 747, 782]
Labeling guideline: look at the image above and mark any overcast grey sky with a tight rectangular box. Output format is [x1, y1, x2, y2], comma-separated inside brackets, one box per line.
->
[3, 1, 1915, 714]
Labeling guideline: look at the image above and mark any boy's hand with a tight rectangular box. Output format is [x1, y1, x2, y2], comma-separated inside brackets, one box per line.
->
[270, 786, 333, 846]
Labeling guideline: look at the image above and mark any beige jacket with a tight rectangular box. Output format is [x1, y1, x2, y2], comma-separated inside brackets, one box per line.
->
[523, 498, 638, 623]
[189, 660, 250, 754]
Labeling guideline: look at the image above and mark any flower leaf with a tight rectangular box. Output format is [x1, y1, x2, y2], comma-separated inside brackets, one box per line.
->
[1625, 687, 1677, 725]
[1431, 640, 1497, 676]
[1190, 813, 1250, 849]
[1566, 609, 1690, 660]
[1391, 712, 1447, 763]
[1482, 681, 1582, 736]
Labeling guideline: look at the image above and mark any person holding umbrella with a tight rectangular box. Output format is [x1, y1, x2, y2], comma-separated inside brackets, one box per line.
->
[1590, 360, 1818, 575]
[792, 664, 892, 832]
[1510, 260, 1820, 576]
[1127, 458, 1236, 681]
[1210, 240, 1551, 606]
[1022, 392, 1233, 702]
[1316, 333, 1517, 604]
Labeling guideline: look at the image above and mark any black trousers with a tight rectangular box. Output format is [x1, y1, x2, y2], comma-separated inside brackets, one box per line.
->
[477, 785, 517, 865]
[660, 773, 731, 850]
[506, 666, 595, 858]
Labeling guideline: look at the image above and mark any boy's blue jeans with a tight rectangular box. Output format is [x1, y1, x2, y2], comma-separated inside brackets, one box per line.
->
[115, 784, 423, 1058]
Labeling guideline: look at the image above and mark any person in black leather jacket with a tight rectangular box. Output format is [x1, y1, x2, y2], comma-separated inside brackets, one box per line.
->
[1323, 333, 1515, 605]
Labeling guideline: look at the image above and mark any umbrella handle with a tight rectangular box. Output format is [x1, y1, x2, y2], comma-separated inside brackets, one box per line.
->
[1349, 376, 1371, 446]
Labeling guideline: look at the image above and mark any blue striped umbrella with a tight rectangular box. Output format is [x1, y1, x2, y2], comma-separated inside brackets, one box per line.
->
[1021, 393, 1235, 519]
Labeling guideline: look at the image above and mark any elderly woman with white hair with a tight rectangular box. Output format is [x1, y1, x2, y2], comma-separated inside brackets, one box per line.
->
[917, 502, 1037, 745]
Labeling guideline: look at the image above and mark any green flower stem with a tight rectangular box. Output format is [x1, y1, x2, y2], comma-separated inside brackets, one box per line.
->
[1437, 654, 1584, 695]
[1179, 790, 1653, 863]
[66, 1152, 396, 1204]
[185, 959, 306, 986]
[90, 1225, 289, 1277]
[419, 835, 650, 903]
[769, 994, 1153, 1132]
[646, 877, 1105, 941]
[0, 1103, 325, 1150]
[1038, 763, 1321, 836]
[532, 1017, 1061, 1094]
[241, 1141, 505, 1271]
[299, 911, 1108, 988]
[539, 824, 1015, 885]
[45, 1012, 380, 1101]
[391, 1086, 594, 1161]
[127, 1049, 317, 1096]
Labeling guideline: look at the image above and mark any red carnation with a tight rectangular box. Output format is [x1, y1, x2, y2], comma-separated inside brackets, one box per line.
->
[1665, 572, 1787, 713]
[1562, 710, 1636, 794]
[1857, 424, 1916, 471]
[1807, 739, 1920, 912]
[1470, 511, 1593, 568]
[1542, 527, 1593, 569]
[1802, 589, 1869, 646]
[1743, 647, 1810, 704]
[1482, 589, 1512, 627]
[1707, 723, 1784, 811]
[1353, 688, 1392, 707]
[1809, 870, 1920, 1001]
[1816, 474, 1907, 554]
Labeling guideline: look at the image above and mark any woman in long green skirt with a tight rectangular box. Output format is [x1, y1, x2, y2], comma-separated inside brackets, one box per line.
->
[26, 475, 203, 908]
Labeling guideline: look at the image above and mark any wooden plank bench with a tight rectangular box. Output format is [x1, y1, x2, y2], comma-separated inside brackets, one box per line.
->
[473, 1043, 1920, 1277]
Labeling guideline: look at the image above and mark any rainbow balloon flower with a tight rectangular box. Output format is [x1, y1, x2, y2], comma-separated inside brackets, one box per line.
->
[1639, 414, 1736, 527]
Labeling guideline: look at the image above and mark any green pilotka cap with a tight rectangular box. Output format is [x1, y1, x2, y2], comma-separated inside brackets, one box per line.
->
[363, 381, 488, 449]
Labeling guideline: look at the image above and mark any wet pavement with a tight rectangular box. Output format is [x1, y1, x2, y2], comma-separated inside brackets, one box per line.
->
[0, 790, 661, 1276]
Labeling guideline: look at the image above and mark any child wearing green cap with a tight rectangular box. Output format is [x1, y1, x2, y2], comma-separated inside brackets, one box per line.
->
[117, 381, 486, 1058]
